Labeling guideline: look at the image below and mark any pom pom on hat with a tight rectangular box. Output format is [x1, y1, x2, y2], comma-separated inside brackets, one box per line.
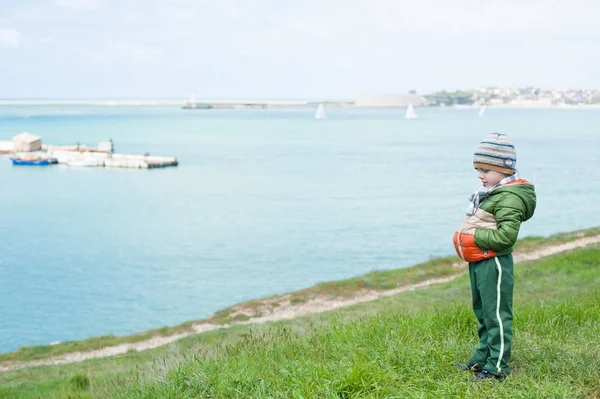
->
[473, 132, 517, 174]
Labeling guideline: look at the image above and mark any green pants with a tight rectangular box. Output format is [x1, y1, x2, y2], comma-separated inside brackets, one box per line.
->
[468, 254, 514, 375]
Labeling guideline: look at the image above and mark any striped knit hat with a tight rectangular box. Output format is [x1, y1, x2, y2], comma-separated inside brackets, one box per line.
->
[473, 132, 517, 174]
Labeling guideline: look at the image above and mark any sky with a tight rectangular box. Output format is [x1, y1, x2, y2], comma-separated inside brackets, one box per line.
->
[1, 0, 599, 99]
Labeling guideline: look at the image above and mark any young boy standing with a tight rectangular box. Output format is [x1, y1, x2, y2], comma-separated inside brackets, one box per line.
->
[453, 132, 536, 381]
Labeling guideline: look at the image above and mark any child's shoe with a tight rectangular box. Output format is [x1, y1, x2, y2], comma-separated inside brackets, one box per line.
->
[455, 360, 482, 373]
[471, 369, 505, 382]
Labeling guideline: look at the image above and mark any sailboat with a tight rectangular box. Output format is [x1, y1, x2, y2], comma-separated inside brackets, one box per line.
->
[405, 104, 418, 119]
[315, 103, 326, 119]
[478, 105, 486, 117]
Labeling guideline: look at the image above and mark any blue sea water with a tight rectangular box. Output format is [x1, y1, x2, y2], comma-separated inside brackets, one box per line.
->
[0, 105, 599, 353]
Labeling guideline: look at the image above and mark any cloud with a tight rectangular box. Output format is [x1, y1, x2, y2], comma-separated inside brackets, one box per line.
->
[0, 29, 21, 48]
[156, 4, 198, 23]
[2, 0, 600, 97]
[52, 0, 100, 11]
[85, 41, 163, 66]
[117, 42, 162, 64]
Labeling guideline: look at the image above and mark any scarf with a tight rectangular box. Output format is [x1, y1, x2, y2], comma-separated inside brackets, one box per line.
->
[465, 172, 519, 216]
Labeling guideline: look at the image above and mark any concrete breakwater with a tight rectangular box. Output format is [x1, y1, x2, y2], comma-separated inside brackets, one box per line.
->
[1, 134, 178, 169]
[50, 150, 178, 169]
[180, 94, 428, 109]
[182, 100, 355, 109]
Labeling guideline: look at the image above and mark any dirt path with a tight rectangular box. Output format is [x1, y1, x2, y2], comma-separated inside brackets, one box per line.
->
[2, 235, 599, 372]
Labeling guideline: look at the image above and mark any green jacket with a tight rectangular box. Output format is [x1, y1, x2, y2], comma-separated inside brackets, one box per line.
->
[473, 181, 536, 256]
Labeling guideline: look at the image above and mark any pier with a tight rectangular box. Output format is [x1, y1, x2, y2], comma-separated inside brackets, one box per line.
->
[50, 150, 178, 169]
[1, 134, 178, 169]
[182, 100, 356, 110]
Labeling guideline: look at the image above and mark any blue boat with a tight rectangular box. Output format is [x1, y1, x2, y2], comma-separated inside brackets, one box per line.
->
[11, 157, 58, 166]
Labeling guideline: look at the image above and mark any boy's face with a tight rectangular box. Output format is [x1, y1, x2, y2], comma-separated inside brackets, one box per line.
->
[476, 168, 509, 188]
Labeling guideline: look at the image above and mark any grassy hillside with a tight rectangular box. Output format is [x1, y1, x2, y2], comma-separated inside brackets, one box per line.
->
[0, 231, 599, 398]
[110, 245, 600, 399]
[4, 227, 598, 366]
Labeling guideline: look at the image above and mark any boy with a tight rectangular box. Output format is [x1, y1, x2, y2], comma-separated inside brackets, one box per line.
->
[453, 132, 536, 381]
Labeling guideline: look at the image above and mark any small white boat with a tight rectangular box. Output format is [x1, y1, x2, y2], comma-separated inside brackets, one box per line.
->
[478, 106, 486, 117]
[315, 103, 326, 119]
[405, 104, 418, 119]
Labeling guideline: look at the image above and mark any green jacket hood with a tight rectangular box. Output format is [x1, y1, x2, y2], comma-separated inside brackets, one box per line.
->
[493, 181, 536, 221]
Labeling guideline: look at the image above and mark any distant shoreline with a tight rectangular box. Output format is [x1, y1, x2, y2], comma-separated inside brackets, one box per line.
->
[0, 99, 347, 106]
[2, 99, 600, 109]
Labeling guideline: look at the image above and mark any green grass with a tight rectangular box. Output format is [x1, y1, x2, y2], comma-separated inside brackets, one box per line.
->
[105, 244, 600, 399]
[0, 254, 460, 366]
[114, 296, 600, 398]
[3, 227, 596, 366]
[0, 327, 181, 364]
[513, 227, 600, 253]
[1, 235, 599, 398]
